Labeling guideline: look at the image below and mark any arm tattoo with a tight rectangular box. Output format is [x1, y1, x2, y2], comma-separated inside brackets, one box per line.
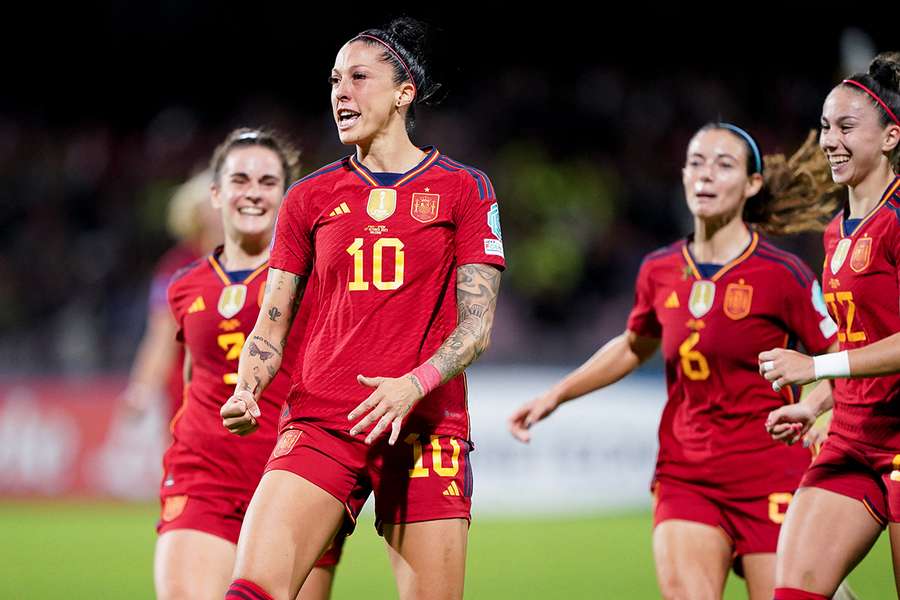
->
[252, 336, 282, 358]
[429, 264, 501, 383]
[408, 374, 425, 397]
[286, 275, 305, 327]
[248, 341, 274, 361]
[236, 269, 306, 398]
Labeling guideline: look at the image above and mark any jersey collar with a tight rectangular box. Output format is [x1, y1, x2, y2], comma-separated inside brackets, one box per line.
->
[681, 230, 759, 282]
[207, 247, 269, 286]
[348, 146, 441, 188]
[839, 175, 900, 239]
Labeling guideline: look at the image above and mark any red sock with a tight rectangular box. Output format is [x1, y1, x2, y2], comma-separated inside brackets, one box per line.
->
[226, 578, 274, 600]
[773, 587, 829, 600]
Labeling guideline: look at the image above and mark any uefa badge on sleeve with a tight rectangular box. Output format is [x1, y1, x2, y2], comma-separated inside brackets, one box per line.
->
[483, 202, 504, 257]
[487, 203, 502, 240]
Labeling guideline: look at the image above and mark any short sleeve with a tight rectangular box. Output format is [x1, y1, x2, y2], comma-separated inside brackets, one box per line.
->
[149, 245, 195, 312]
[626, 260, 662, 338]
[782, 271, 837, 355]
[269, 185, 314, 276]
[166, 278, 187, 343]
[454, 172, 506, 271]
[149, 271, 172, 312]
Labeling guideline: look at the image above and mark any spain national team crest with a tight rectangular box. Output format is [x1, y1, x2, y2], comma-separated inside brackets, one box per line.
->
[367, 188, 397, 222]
[723, 279, 753, 320]
[411, 192, 440, 223]
[850, 236, 873, 273]
[830, 238, 852, 274]
[217, 284, 247, 319]
[272, 429, 302, 459]
[161, 495, 188, 522]
[688, 280, 716, 319]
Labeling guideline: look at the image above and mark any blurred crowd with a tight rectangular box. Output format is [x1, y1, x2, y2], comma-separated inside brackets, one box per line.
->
[0, 20, 887, 374]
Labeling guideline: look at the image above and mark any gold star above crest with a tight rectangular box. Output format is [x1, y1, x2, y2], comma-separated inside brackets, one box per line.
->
[424, 187, 430, 192]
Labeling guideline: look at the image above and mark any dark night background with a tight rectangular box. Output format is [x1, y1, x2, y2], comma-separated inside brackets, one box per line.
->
[0, 8, 894, 373]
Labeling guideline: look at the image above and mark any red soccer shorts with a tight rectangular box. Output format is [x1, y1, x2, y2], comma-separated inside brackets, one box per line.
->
[653, 477, 795, 561]
[799, 433, 898, 526]
[265, 420, 473, 535]
[157, 491, 344, 566]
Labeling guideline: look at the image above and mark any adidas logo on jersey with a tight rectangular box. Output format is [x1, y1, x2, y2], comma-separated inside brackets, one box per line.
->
[187, 296, 206, 313]
[443, 482, 462, 497]
[664, 291, 679, 309]
[329, 202, 351, 217]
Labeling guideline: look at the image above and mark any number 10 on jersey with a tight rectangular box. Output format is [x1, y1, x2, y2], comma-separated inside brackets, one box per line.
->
[346, 237, 405, 291]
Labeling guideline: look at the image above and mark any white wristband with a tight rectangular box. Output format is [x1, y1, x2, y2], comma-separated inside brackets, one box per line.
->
[813, 351, 850, 380]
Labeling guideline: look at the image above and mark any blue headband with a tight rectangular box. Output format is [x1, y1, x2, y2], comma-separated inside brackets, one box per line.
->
[717, 123, 763, 174]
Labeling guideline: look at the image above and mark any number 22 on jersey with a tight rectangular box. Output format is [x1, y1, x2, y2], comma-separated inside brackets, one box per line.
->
[823, 291, 866, 342]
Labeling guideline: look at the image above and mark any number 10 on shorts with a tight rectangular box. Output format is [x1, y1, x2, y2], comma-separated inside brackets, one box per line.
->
[406, 434, 461, 478]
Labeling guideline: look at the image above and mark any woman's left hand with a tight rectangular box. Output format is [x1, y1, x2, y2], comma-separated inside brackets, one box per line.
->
[348, 374, 424, 445]
[759, 348, 816, 390]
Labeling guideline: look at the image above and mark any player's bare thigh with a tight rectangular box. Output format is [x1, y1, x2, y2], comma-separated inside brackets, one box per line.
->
[233, 470, 346, 600]
[775, 486, 881, 595]
[296, 565, 336, 600]
[652, 519, 732, 600]
[155, 529, 236, 600]
[383, 518, 468, 600]
[740, 553, 776, 600]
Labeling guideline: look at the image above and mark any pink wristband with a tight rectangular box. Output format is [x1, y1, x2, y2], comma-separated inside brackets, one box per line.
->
[410, 363, 442, 395]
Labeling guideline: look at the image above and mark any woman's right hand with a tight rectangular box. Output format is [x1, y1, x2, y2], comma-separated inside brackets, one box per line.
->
[221, 390, 261, 436]
[765, 403, 817, 446]
[508, 392, 562, 444]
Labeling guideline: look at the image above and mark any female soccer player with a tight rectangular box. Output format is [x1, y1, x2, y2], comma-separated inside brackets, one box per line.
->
[155, 128, 340, 600]
[759, 52, 900, 598]
[509, 124, 839, 600]
[220, 18, 504, 600]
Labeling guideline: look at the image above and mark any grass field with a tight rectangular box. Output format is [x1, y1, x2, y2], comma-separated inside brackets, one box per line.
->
[0, 502, 892, 598]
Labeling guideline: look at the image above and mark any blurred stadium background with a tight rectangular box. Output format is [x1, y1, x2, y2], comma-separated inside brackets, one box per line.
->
[0, 8, 896, 598]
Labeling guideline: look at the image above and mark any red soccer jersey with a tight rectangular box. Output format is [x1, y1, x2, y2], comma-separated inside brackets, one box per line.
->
[822, 175, 900, 449]
[269, 148, 506, 439]
[628, 231, 837, 493]
[149, 243, 198, 417]
[163, 250, 296, 497]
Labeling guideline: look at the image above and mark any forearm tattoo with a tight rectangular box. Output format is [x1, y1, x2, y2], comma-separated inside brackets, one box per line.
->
[429, 264, 501, 383]
[250, 336, 281, 359]
[237, 270, 307, 396]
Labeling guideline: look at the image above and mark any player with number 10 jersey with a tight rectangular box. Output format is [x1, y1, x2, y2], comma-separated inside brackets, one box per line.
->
[273, 146, 503, 439]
